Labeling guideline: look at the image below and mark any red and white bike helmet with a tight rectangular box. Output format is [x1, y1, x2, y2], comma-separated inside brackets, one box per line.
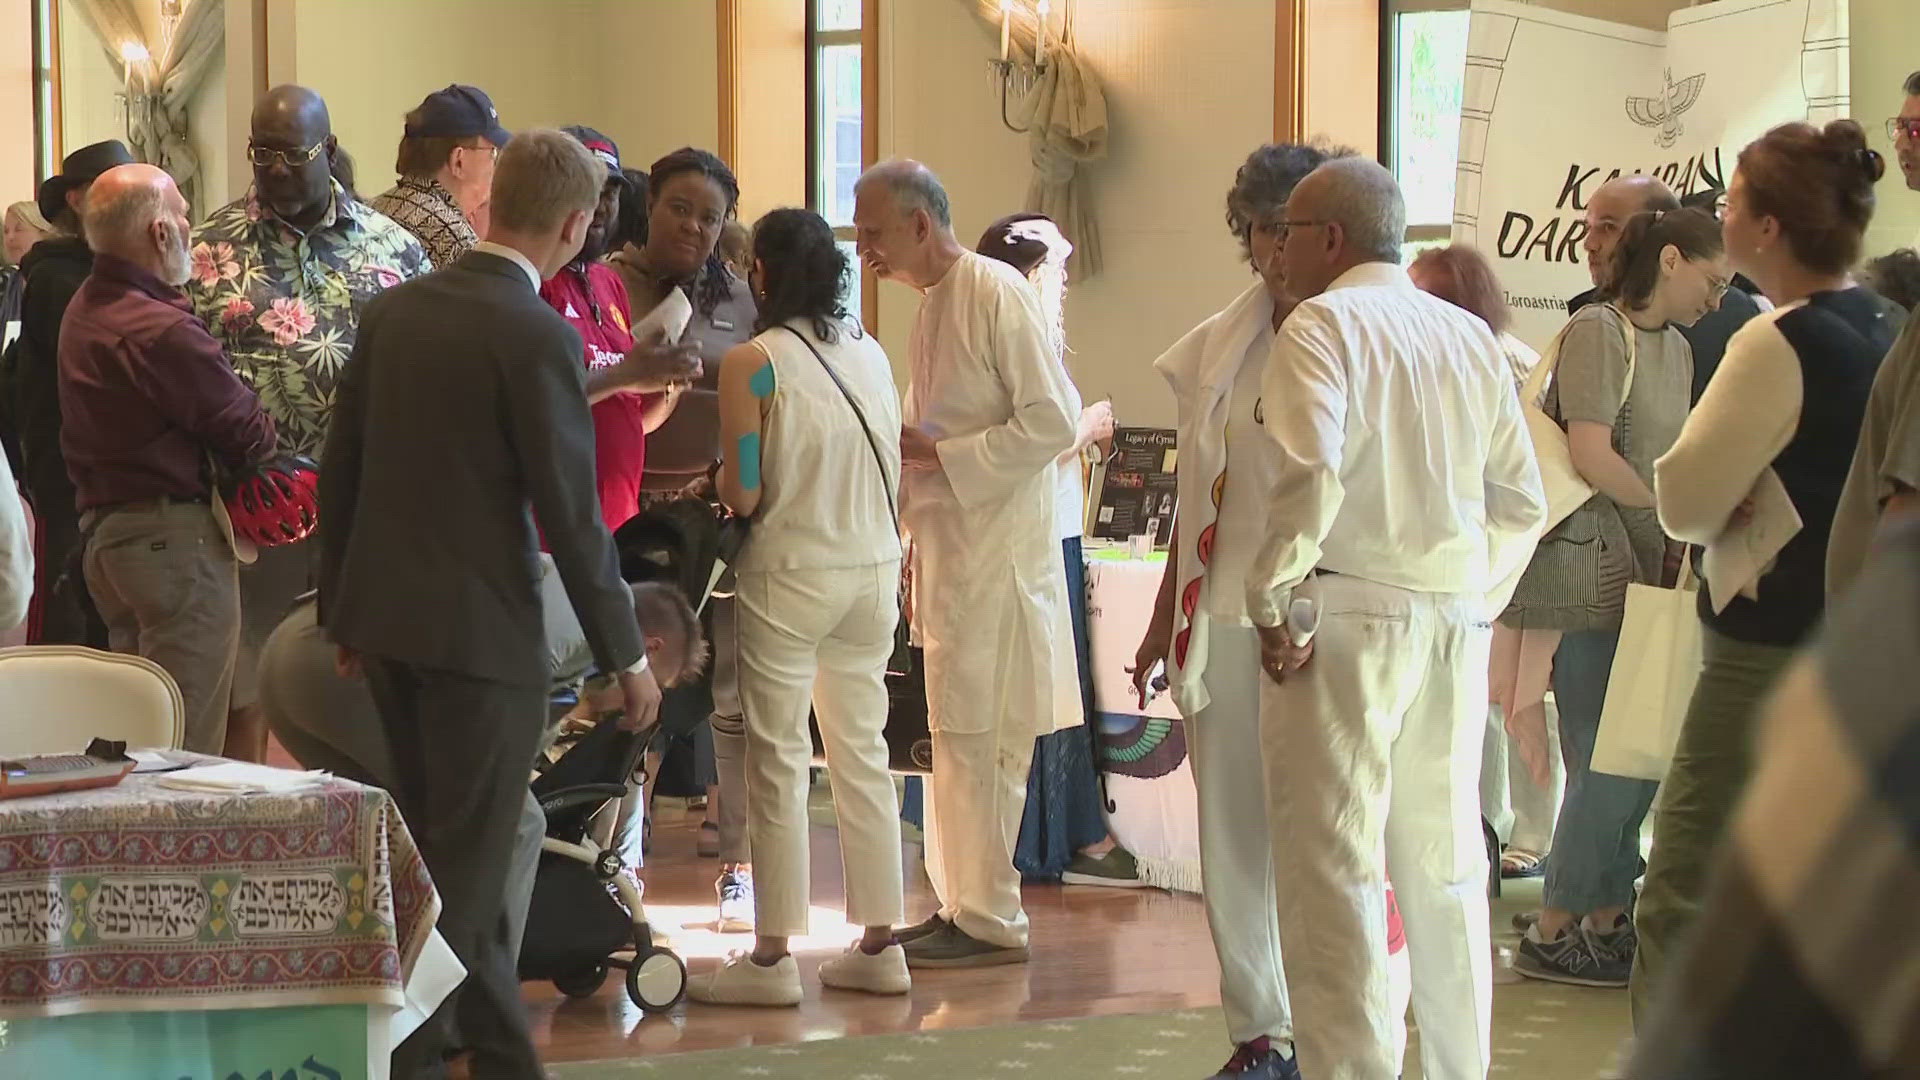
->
[225, 455, 320, 548]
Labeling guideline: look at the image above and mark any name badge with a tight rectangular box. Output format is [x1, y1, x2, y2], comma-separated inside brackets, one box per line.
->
[712, 319, 736, 332]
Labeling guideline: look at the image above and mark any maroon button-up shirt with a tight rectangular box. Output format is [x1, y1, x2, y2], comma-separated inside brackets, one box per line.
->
[58, 253, 277, 512]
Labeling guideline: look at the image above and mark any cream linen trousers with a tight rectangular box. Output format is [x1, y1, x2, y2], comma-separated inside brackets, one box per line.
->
[1263, 573, 1493, 1080]
[735, 562, 906, 937]
[1192, 624, 1410, 1062]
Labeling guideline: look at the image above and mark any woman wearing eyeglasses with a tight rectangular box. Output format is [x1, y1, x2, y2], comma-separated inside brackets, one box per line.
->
[1505, 206, 1726, 991]
[1635, 119, 1904, 1026]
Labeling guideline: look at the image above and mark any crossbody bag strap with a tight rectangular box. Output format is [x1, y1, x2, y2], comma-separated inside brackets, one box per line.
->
[778, 323, 899, 530]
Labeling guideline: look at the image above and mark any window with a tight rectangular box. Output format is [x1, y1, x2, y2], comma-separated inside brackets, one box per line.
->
[808, 0, 866, 321]
[1385, 1, 1470, 261]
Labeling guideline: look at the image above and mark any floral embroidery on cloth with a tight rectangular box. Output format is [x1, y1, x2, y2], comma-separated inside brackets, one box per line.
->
[186, 182, 430, 457]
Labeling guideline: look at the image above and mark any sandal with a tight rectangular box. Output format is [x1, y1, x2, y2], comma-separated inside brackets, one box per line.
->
[696, 820, 721, 859]
[1500, 848, 1546, 879]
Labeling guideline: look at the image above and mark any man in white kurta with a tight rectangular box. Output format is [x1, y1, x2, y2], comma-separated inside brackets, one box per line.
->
[1248, 159, 1546, 1080]
[853, 161, 1076, 967]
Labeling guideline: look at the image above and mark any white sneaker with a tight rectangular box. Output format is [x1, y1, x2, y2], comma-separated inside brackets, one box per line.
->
[819, 942, 911, 996]
[688, 951, 802, 1007]
[716, 867, 754, 933]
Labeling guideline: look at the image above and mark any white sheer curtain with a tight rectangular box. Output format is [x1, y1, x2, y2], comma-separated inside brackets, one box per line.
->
[959, 0, 1110, 277]
[68, 0, 224, 215]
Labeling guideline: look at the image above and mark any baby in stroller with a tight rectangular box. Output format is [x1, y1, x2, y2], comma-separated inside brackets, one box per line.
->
[515, 496, 730, 1011]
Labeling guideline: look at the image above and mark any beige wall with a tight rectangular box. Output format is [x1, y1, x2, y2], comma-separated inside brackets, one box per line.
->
[1853, 0, 1919, 257]
[0, 0, 34, 203]
[280, 0, 600, 201]
[877, 0, 1278, 429]
[596, 0, 722, 178]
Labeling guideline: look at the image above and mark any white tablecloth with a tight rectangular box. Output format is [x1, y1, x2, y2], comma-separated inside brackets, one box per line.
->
[1084, 555, 1200, 894]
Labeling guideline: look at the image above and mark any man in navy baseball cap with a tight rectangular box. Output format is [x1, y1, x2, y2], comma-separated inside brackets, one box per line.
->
[371, 85, 512, 268]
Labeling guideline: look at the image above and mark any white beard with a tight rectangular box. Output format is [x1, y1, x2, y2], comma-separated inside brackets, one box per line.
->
[159, 226, 192, 287]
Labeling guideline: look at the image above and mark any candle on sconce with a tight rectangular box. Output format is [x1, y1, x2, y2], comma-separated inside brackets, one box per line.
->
[1035, 0, 1050, 67]
[1000, 0, 1011, 61]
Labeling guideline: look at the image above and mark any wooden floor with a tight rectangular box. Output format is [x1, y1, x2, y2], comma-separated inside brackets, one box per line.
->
[526, 805, 1223, 1065]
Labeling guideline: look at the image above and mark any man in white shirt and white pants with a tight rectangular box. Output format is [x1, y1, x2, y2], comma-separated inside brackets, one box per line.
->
[852, 160, 1077, 968]
[1249, 158, 1546, 1079]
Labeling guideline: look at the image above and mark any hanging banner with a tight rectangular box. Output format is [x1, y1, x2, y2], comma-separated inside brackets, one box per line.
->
[1453, 0, 1850, 349]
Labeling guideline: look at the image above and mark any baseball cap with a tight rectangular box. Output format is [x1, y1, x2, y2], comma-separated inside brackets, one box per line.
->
[562, 125, 622, 179]
[405, 85, 511, 149]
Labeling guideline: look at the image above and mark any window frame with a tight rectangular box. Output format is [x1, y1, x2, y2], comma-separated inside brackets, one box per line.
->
[1381, 0, 1471, 247]
[804, 0, 876, 330]
[32, 0, 60, 179]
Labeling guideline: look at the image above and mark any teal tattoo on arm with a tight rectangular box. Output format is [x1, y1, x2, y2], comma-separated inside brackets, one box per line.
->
[736, 431, 762, 490]
[748, 361, 775, 399]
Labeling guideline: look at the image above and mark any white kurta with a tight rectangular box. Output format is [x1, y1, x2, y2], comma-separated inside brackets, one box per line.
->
[902, 251, 1077, 739]
[905, 250, 1076, 951]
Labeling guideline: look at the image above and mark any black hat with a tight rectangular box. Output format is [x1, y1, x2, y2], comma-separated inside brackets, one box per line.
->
[38, 140, 136, 221]
[405, 85, 511, 150]
[562, 125, 622, 178]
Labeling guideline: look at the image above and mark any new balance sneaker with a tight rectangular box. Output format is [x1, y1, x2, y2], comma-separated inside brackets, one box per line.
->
[819, 942, 912, 995]
[688, 952, 802, 1007]
[715, 867, 754, 933]
[1513, 923, 1630, 987]
[1584, 912, 1639, 969]
[1061, 847, 1148, 889]
[901, 922, 1029, 969]
[895, 913, 948, 943]
[1208, 1038, 1302, 1080]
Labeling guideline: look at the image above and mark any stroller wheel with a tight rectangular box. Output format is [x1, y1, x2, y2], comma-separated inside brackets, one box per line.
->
[594, 850, 624, 881]
[554, 963, 610, 999]
[627, 947, 687, 1013]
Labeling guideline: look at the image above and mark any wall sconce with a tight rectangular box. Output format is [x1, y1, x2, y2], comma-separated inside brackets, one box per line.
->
[989, 0, 1052, 134]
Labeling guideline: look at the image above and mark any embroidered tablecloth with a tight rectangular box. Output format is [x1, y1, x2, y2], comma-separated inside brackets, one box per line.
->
[0, 764, 439, 1019]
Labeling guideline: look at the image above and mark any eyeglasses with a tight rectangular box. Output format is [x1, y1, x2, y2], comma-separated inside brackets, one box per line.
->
[1275, 219, 1329, 243]
[1887, 118, 1920, 142]
[246, 141, 327, 169]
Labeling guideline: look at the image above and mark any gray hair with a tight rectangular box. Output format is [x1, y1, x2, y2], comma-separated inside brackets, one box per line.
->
[82, 178, 167, 255]
[856, 159, 952, 229]
[1225, 141, 1355, 258]
[1906, 70, 1920, 97]
[490, 128, 602, 235]
[1309, 157, 1406, 264]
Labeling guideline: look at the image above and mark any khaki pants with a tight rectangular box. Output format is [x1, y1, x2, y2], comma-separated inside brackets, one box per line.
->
[83, 499, 239, 754]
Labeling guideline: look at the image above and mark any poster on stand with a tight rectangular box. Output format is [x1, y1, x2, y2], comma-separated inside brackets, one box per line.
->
[1090, 427, 1177, 547]
[1454, 0, 1850, 349]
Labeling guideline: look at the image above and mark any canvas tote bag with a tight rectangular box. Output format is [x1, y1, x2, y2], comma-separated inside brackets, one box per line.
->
[1521, 304, 1636, 533]
[1591, 559, 1702, 781]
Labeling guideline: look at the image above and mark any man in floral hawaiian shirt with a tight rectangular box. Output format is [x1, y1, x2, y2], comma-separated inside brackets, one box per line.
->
[186, 84, 428, 761]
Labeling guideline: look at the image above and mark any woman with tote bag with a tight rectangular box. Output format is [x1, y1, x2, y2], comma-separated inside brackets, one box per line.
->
[1504, 207, 1728, 989]
[1634, 121, 1902, 1025]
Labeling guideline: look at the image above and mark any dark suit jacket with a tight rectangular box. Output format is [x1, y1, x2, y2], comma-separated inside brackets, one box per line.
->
[318, 249, 643, 689]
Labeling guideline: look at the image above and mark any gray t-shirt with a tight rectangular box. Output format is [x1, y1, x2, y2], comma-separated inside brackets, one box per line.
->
[1829, 320, 1920, 599]
[1547, 303, 1694, 488]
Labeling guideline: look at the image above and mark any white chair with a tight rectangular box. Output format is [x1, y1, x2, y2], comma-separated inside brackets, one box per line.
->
[0, 646, 185, 754]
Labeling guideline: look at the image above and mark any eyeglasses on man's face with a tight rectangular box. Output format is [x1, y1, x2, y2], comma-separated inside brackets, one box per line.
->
[1886, 117, 1920, 143]
[246, 141, 327, 170]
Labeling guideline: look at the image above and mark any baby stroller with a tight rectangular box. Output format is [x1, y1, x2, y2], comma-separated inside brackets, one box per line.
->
[514, 496, 731, 1014]
[518, 713, 686, 1012]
